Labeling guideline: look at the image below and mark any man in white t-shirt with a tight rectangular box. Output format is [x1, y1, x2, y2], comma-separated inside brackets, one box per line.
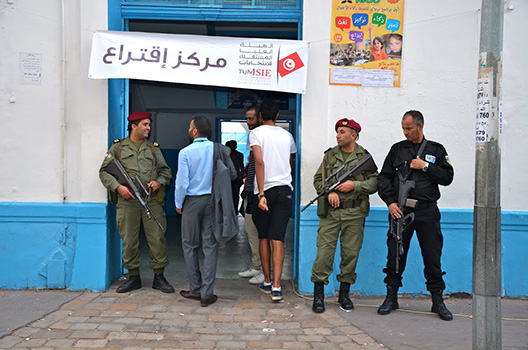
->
[249, 98, 297, 302]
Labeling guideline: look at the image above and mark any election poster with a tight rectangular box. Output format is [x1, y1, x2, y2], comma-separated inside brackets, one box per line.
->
[329, 0, 405, 88]
[89, 31, 309, 94]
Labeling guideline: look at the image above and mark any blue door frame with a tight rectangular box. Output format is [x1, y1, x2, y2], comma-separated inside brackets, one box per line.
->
[107, 0, 303, 280]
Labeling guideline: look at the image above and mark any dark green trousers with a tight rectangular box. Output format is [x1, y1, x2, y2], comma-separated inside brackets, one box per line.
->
[116, 198, 168, 271]
[311, 215, 365, 285]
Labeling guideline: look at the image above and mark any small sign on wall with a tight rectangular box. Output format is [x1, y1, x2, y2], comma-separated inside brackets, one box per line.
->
[476, 66, 500, 143]
[19, 53, 42, 85]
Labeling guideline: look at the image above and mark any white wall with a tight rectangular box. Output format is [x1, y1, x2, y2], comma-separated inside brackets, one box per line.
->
[78, 1, 109, 203]
[501, 0, 528, 211]
[0, 0, 108, 203]
[302, 0, 527, 211]
[2, 0, 526, 211]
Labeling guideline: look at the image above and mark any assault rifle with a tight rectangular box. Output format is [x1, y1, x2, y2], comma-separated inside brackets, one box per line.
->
[390, 171, 418, 273]
[301, 152, 377, 212]
[105, 158, 164, 231]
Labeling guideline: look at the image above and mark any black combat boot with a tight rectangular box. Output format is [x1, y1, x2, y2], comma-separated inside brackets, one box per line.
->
[312, 282, 325, 313]
[338, 282, 354, 312]
[152, 273, 175, 293]
[116, 274, 142, 293]
[431, 291, 453, 321]
[377, 285, 399, 315]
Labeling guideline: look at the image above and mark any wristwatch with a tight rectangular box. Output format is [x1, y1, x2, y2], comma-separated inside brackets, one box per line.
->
[422, 162, 429, 172]
[258, 194, 266, 199]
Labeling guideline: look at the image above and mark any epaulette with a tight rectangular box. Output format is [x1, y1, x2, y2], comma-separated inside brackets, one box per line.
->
[323, 147, 332, 154]
[153, 142, 160, 148]
[113, 139, 121, 144]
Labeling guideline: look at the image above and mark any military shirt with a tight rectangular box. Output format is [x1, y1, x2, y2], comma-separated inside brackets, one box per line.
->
[313, 144, 378, 219]
[99, 137, 172, 193]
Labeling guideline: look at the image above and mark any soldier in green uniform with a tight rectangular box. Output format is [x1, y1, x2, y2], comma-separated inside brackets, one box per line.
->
[311, 118, 378, 313]
[99, 111, 174, 294]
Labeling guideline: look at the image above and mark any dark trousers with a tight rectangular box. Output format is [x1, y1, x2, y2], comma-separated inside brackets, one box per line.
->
[231, 180, 242, 214]
[252, 186, 292, 242]
[383, 203, 446, 292]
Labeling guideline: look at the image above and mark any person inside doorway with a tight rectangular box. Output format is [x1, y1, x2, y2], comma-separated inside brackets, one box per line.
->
[225, 140, 244, 215]
[238, 106, 264, 285]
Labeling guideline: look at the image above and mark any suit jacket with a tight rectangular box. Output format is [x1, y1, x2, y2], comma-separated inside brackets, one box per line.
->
[212, 143, 238, 244]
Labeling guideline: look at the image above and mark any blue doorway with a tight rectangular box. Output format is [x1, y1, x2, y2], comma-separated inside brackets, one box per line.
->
[107, 0, 303, 282]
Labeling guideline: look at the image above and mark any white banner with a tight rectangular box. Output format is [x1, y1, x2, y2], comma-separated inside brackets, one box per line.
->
[89, 30, 309, 94]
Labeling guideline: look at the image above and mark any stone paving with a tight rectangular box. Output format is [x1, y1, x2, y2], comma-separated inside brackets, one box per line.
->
[0, 279, 386, 349]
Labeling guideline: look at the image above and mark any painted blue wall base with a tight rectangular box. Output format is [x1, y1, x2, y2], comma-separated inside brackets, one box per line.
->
[0, 202, 119, 292]
[299, 206, 528, 297]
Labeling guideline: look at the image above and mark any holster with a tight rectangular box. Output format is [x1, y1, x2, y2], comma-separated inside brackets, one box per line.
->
[317, 196, 329, 218]
[154, 186, 166, 204]
[360, 195, 369, 214]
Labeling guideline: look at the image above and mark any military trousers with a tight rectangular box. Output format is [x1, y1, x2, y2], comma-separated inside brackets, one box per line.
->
[311, 214, 365, 285]
[383, 203, 446, 292]
[116, 197, 168, 271]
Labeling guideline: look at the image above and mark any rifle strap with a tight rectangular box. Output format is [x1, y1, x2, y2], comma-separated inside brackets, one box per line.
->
[357, 150, 366, 161]
[398, 170, 409, 183]
[398, 139, 428, 182]
[116, 139, 124, 161]
[149, 143, 157, 181]
[148, 143, 158, 201]
[321, 153, 327, 189]
[417, 138, 428, 159]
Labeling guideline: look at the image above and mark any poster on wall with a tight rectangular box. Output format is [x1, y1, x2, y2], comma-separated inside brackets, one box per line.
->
[329, 0, 405, 88]
[19, 53, 42, 85]
[89, 31, 309, 94]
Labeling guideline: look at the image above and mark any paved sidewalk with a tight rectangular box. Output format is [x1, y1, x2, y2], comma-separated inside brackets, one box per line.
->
[0, 290, 80, 339]
[0, 279, 384, 350]
[1, 278, 526, 349]
[332, 295, 528, 350]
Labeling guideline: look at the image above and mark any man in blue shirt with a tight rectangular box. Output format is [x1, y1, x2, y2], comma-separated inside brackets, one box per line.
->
[175, 117, 218, 307]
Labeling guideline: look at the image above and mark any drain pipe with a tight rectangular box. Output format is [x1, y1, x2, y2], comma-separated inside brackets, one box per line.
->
[60, 0, 67, 202]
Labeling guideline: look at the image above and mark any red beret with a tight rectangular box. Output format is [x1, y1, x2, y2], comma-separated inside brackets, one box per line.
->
[335, 118, 361, 133]
[127, 111, 151, 122]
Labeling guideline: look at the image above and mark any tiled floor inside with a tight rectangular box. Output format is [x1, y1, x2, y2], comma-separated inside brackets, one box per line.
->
[138, 214, 294, 281]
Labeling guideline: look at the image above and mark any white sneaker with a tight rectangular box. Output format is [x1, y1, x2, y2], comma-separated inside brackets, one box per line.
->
[249, 272, 265, 285]
[238, 268, 261, 278]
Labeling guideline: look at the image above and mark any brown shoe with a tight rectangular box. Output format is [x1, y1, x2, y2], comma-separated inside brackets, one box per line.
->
[200, 295, 218, 307]
[180, 290, 201, 300]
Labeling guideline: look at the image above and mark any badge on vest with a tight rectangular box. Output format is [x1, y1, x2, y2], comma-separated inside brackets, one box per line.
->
[425, 154, 436, 163]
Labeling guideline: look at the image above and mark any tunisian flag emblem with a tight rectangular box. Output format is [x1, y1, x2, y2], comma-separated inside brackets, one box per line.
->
[278, 52, 305, 77]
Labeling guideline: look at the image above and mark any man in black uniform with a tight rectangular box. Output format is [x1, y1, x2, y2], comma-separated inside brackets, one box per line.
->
[377, 110, 454, 321]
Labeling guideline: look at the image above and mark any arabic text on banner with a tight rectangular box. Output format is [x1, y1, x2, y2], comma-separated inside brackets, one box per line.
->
[329, 0, 405, 88]
[89, 31, 309, 94]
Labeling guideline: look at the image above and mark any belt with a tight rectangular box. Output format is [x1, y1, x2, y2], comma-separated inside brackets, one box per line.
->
[418, 201, 437, 209]
[334, 199, 361, 210]
[407, 200, 437, 210]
